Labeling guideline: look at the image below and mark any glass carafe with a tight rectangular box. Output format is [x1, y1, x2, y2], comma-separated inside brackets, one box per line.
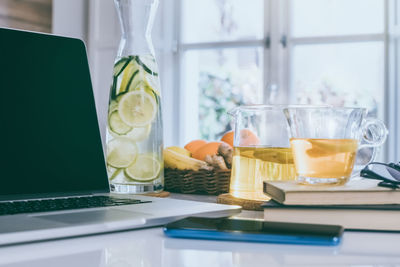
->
[106, 0, 163, 193]
[228, 105, 296, 201]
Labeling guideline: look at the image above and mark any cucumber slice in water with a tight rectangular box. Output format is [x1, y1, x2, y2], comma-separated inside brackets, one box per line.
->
[113, 57, 132, 77]
[118, 60, 141, 95]
[135, 55, 158, 76]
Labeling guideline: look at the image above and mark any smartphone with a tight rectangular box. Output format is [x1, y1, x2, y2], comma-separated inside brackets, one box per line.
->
[163, 217, 343, 246]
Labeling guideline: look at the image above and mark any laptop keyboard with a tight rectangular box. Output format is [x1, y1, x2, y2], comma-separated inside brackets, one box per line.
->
[0, 196, 150, 216]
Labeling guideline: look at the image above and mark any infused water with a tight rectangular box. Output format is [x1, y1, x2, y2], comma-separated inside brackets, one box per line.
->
[106, 55, 163, 193]
[229, 147, 295, 201]
[290, 138, 358, 184]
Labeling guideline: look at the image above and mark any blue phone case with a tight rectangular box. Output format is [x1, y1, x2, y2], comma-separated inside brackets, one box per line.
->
[163, 228, 341, 246]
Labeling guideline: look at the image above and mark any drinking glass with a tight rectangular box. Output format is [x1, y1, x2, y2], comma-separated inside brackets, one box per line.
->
[284, 107, 388, 185]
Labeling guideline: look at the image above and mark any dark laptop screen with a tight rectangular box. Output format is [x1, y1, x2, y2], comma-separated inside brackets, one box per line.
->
[0, 28, 109, 198]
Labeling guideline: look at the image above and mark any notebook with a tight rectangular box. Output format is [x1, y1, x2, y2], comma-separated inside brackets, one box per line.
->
[0, 28, 240, 246]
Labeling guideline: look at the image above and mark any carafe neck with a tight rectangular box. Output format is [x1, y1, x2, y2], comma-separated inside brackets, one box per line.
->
[114, 0, 158, 57]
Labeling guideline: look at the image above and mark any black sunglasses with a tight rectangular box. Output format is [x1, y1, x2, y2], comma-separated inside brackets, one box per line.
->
[360, 162, 400, 189]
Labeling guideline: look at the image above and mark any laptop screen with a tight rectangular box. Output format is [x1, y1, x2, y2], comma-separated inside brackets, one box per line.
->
[0, 28, 110, 198]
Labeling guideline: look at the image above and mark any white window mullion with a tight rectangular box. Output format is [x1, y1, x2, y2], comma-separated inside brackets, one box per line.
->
[291, 34, 385, 45]
[279, 0, 290, 103]
[174, 0, 184, 146]
[158, 0, 178, 147]
[387, 0, 400, 162]
[263, 0, 271, 103]
[180, 40, 265, 51]
[176, 0, 201, 146]
[267, 0, 289, 104]
[268, 0, 280, 100]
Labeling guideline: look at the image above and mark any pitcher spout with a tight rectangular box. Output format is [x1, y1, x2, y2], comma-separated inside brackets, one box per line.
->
[228, 107, 240, 117]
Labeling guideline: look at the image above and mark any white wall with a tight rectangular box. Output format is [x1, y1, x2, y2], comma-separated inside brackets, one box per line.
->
[52, 0, 88, 42]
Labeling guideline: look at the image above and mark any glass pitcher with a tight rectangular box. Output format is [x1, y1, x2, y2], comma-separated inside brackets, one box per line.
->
[228, 105, 296, 201]
[106, 0, 163, 194]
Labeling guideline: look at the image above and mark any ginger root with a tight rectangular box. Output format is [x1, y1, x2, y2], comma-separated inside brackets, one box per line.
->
[218, 142, 233, 168]
[205, 154, 228, 170]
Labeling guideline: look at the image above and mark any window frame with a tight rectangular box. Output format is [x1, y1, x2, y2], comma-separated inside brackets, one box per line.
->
[173, 0, 270, 146]
[168, 0, 394, 161]
[281, 0, 391, 161]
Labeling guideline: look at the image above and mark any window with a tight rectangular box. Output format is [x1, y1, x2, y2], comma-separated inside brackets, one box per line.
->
[286, 0, 385, 120]
[88, 0, 399, 161]
[178, 0, 265, 142]
[167, 0, 395, 161]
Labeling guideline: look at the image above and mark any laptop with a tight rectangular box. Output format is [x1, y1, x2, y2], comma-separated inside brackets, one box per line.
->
[0, 28, 240, 246]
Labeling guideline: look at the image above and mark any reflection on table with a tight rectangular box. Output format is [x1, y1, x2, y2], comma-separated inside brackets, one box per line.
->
[0, 227, 399, 267]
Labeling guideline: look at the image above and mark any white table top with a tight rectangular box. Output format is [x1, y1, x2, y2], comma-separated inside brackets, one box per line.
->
[0, 195, 399, 267]
[0, 226, 399, 267]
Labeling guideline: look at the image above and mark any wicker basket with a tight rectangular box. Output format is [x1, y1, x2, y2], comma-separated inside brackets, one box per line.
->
[164, 168, 231, 195]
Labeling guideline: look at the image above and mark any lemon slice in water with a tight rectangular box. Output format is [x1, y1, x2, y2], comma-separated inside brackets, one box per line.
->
[126, 125, 151, 142]
[124, 154, 161, 182]
[106, 138, 138, 168]
[108, 110, 132, 135]
[118, 60, 140, 95]
[118, 91, 157, 127]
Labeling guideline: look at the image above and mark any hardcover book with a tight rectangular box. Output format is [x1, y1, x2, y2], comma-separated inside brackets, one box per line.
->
[263, 178, 400, 206]
[263, 200, 400, 231]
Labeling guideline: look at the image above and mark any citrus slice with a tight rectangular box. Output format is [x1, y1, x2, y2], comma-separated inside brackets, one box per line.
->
[124, 154, 161, 182]
[310, 139, 358, 153]
[106, 138, 138, 168]
[108, 110, 132, 135]
[118, 60, 141, 95]
[118, 91, 157, 127]
[108, 168, 122, 181]
[113, 56, 132, 77]
[108, 101, 119, 113]
[126, 124, 151, 142]
[143, 74, 161, 96]
[126, 72, 160, 96]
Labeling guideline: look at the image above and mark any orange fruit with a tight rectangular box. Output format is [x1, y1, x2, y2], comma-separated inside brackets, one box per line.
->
[220, 130, 234, 147]
[184, 140, 207, 154]
[220, 129, 259, 147]
[239, 129, 260, 146]
[192, 141, 223, 161]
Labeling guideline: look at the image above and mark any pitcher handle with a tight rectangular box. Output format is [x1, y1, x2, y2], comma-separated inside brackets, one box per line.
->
[352, 118, 388, 175]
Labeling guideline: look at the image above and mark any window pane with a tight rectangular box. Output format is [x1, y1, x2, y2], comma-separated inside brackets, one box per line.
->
[290, 42, 384, 118]
[291, 0, 384, 37]
[181, 48, 263, 142]
[181, 0, 264, 43]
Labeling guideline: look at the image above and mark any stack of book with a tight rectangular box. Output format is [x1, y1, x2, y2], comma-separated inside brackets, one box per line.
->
[262, 179, 400, 231]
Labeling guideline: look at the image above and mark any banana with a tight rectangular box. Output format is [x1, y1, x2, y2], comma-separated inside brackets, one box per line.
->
[167, 146, 191, 157]
[164, 148, 208, 171]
